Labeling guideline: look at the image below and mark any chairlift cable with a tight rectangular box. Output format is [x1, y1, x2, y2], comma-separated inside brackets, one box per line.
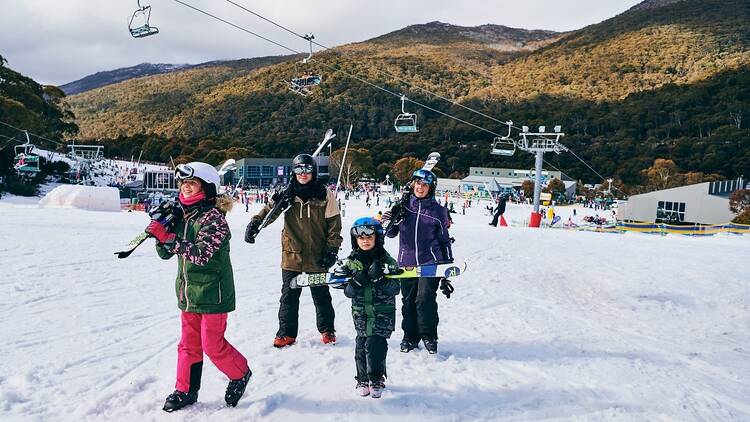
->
[0, 120, 66, 147]
[220, 0, 614, 182]
[222, 0, 530, 133]
[174, 0, 612, 183]
[172, 0, 299, 55]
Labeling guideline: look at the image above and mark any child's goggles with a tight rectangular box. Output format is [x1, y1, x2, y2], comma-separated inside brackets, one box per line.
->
[351, 225, 376, 237]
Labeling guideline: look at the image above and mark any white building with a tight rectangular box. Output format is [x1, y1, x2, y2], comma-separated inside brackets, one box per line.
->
[618, 178, 745, 225]
[436, 167, 576, 199]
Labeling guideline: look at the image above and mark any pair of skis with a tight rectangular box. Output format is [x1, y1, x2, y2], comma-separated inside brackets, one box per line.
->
[291, 261, 467, 288]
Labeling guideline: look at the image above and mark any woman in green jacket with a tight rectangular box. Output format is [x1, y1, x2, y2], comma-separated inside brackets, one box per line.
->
[146, 162, 251, 412]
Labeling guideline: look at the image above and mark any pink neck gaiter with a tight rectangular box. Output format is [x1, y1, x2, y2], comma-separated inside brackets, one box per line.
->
[179, 191, 206, 206]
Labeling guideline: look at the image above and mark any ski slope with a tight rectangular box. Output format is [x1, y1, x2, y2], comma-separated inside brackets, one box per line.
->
[1, 194, 749, 421]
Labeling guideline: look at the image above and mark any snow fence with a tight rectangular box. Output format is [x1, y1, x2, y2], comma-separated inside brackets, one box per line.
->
[39, 185, 121, 212]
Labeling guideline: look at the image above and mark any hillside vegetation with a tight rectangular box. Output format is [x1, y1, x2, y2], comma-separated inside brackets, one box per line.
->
[58, 0, 750, 187]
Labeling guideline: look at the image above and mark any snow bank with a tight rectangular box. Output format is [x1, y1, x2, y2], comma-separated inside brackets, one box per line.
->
[38, 185, 121, 212]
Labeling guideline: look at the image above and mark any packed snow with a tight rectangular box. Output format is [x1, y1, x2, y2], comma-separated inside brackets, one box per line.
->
[1, 193, 749, 421]
[38, 185, 121, 212]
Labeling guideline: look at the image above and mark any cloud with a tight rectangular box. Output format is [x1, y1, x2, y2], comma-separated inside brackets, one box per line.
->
[0, 0, 641, 85]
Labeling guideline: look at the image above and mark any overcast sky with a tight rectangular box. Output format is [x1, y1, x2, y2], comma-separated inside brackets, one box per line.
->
[1, 0, 642, 86]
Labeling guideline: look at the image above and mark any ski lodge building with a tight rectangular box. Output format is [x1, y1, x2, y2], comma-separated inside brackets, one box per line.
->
[229, 157, 330, 188]
[618, 178, 746, 225]
[436, 167, 576, 199]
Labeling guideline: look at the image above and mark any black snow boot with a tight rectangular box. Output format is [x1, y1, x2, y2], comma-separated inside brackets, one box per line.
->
[400, 338, 419, 353]
[162, 390, 198, 412]
[225, 368, 252, 407]
[423, 338, 438, 354]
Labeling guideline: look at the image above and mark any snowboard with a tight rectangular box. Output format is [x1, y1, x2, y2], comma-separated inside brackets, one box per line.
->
[550, 215, 561, 226]
[290, 261, 467, 288]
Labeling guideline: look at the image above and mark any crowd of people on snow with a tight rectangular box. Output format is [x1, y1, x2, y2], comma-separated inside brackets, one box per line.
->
[143, 153, 455, 411]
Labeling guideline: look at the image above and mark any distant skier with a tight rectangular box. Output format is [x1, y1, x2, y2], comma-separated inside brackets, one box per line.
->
[488, 194, 507, 226]
[384, 169, 453, 354]
[337, 217, 401, 398]
[146, 162, 251, 412]
[244, 153, 343, 348]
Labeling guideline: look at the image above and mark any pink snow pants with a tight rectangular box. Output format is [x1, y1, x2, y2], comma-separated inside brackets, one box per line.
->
[176, 311, 248, 392]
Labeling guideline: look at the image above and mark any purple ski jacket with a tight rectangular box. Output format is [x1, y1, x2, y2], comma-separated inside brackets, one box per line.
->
[385, 196, 453, 266]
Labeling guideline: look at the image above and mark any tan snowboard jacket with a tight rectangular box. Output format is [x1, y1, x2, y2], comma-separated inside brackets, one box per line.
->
[252, 188, 342, 272]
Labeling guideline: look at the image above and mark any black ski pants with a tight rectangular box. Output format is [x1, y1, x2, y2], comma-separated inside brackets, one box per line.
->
[355, 335, 387, 383]
[490, 209, 504, 226]
[277, 270, 335, 338]
[400, 277, 439, 341]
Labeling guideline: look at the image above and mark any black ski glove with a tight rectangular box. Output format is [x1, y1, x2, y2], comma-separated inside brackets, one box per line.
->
[318, 248, 338, 269]
[439, 278, 454, 299]
[367, 261, 386, 283]
[244, 220, 261, 244]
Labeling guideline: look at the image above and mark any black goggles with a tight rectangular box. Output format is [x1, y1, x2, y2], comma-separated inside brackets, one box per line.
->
[293, 164, 314, 175]
[351, 225, 376, 237]
[175, 164, 194, 180]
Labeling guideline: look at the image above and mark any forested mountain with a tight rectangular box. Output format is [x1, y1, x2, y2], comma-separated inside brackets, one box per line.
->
[64, 0, 750, 188]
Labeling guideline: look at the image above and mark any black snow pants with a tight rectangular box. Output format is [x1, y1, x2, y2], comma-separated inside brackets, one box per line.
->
[400, 277, 440, 341]
[355, 335, 387, 383]
[277, 270, 335, 338]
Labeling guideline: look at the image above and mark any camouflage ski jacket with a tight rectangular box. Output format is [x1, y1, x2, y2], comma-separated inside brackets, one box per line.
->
[343, 251, 400, 338]
[157, 201, 235, 314]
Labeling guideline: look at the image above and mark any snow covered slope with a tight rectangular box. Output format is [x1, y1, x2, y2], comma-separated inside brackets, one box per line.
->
[1, 196, 748, 421]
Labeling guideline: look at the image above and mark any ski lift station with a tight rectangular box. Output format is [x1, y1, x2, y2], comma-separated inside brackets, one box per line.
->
[617, 178, 747, 225]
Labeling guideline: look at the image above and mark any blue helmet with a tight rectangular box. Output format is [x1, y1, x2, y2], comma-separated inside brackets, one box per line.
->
[411, 169, 437, 197]
[350, 216, 384, 249]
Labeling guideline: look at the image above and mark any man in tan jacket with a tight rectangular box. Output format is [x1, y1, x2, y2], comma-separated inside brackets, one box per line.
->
[245, 154, 343, 348]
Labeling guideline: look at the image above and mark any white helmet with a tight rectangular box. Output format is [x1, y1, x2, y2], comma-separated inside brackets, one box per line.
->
[176, 161, 221, 197]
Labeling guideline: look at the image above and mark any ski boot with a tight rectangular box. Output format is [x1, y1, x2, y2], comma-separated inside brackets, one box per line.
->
[423, 338, 438, 354]
[225, 368, 252, 407]
[273, 336, 296, 348]
[321, 332, 337, 345]
[400, 338, 419, 353]
[355, 381, 370, 397]
[370, 379, 385, 399]
[162, 390, 198, 412]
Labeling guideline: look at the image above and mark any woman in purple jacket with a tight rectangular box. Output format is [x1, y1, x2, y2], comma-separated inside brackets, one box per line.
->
[385, 169, 453, 354]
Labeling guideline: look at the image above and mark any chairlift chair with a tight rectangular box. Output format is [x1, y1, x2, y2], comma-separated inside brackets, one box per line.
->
[286, 33, 322, 96]
[394, 95, 418, 133]
[13, 132, 40, 174]
[490, 121, 515, 156]
[129, 1, 159, 38]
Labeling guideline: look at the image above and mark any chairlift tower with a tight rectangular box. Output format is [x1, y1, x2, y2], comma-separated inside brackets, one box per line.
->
[516, 125, 567, 227]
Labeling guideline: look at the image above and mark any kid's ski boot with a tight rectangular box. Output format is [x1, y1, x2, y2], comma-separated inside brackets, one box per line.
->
[356, 381, 370, 397]
[162, 390, 198, 412]
[225, 368, 252, 407]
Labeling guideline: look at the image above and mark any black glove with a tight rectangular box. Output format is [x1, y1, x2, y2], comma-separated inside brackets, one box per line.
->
[352, 269, 368, 287]
[439, 278, 454, 299]
[367, 261, 385, 283]
[244, 220, 261, 244]
[271, 185, 293, 207]
[318, 248, 338, 269]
